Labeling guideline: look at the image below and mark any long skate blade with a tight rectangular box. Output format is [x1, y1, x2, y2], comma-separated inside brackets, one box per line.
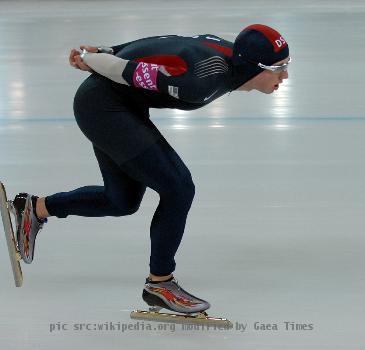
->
[130, 310, 233, 328]
[0, 182, 23, 287]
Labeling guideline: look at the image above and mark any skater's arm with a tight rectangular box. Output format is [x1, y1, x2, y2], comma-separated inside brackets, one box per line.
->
[80, 50, 213, 103]
[69, 42, 130, 72]
[80, 51, 131, 85]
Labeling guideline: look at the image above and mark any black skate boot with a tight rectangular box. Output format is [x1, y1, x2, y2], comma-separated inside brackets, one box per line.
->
[142, 276, 211, 314]
[10, 193, 47, 264]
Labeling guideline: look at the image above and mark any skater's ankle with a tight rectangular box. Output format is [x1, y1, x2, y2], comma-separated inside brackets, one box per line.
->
[36, 197, 50, 220]
[148, 273, 173, 282]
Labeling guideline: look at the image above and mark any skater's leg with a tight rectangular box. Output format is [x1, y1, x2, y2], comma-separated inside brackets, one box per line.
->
[42, 75, 160, 219]
[119, 136, 195, 277]
[44, 145, 146, 218]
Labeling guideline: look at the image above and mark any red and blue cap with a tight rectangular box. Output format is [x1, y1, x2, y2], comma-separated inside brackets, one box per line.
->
[230, 24, 290, 89]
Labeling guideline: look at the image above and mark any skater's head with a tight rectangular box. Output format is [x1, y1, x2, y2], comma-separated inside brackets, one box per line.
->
[231, 24, 290, 94]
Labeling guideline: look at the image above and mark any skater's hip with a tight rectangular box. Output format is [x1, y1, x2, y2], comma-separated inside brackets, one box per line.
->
[72, 74, 162, 164]
[73, 73, 147, 114]
[73, 74, 152, 131]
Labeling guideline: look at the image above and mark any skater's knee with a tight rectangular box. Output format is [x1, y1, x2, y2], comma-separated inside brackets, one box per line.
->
[164, 174, 195, 203]
[109, 199, 142, 216]
[183, 178, 195, 201]
[177, 175, 195, 199]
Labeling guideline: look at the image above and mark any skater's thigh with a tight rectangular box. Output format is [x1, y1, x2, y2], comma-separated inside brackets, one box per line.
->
[93, 145, 146, 208]
[73, 75, 162, 164]
[119, 136, 194, 194]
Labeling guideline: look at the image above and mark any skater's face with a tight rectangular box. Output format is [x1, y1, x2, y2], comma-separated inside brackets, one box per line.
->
[238, 57, 290, 94]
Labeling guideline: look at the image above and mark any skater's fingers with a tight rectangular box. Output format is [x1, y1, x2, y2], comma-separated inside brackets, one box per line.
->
[68, 50, 75, 67]
[74, 55, 92, 72]
[74, 55, 83, 69]
[75, 55, 87, 69]
[69, 49, 81, 68]
[72, 61, 82, 70]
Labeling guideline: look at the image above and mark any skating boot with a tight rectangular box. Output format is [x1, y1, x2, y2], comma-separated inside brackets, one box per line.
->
[10, 193, 47, 264]
[142, 276, 210, 314]
[130, 276, 233, 327]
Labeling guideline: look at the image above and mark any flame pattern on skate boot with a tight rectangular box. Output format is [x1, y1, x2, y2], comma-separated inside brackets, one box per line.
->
[147, 286, 202, 308]
[22, 205, 32, 258]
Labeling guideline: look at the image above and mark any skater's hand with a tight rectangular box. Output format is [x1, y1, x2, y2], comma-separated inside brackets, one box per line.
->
[69, 48, 91, 71]
[69, 45, 98, 72]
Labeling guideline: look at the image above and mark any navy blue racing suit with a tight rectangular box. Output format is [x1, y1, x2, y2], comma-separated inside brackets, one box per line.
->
[45, 34, 239, 276]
